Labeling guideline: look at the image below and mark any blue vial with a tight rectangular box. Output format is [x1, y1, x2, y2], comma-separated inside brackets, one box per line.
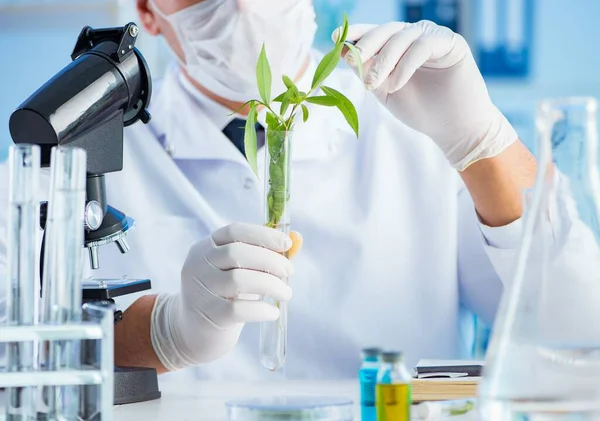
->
[359, 347, 382, 421]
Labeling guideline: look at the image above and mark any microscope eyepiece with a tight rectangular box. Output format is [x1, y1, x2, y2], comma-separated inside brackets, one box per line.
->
[9, 22, 152, 174]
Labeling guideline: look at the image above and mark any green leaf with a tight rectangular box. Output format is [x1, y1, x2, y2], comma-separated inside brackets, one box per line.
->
[336, 13, 350, 45]
[266, 111, 279, 129]
[273, 93, 286, 103]
[282, 75, 294, 89]
[279, 86, 299, 115]
[305, 95, 338, 106]
[280, 98, 290, 116]
[256, 44, 272, 105]
[311, 42, 343, 90]
[322, 86, 359, 137]
[344, 42, 364, 81]
[301, 104, 309, 123]
[244, 102, 259, 175]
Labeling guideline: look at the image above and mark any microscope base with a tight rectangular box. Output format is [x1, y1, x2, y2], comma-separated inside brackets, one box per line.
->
[114, 366, 161, 405]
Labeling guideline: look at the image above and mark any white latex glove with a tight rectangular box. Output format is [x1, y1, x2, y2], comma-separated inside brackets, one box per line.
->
[334, 21, 518, 170]
[150, 223, 295, 371]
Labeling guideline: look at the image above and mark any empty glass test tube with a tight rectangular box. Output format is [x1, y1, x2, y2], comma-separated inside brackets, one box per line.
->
[40, 147, 87, 420]
[5, 144, 41, 421]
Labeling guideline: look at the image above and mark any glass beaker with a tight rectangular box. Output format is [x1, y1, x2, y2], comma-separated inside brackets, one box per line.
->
[259, 130, 292, 371]
[479, 97, 600, 420]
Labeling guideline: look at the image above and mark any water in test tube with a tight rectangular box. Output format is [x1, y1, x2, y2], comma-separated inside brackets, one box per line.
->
[5, 144, 40, 420]
[40, 146, 87, 420]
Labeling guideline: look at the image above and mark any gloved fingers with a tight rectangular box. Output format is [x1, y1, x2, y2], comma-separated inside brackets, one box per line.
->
[383, 38, 433, 93]
[332, 23, 376, 45]
[208, 242, 294, 279]
[364, 26, 423, 91]
[209, 269, 292, 302]
[349, 22, 410, 65]
[212, 222, 292, 253]
[231, 300, 280, 323]
[411, 21, 468, 66]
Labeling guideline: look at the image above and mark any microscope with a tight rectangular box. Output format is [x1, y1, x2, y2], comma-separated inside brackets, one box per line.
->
[9, 23, 161, 405]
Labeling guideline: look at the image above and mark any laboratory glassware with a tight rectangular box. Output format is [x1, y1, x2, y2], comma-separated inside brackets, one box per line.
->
[376, 351, 412, 421]
[479, 97, 600, 420]
[260, 130, 292, 371]
[79, 302, 116, 421]
[0, 302, 115, 421]
[5, 144, 40, 421]
[40, 146, 87, 420]
[359, 347, 382, 421]
[226, 396, 354, 421]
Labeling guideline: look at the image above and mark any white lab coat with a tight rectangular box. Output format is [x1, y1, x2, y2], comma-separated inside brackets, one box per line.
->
[0, 55, 521, 380]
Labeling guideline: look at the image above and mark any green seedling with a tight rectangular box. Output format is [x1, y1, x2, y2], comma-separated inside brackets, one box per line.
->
[241, 13, 362, 229]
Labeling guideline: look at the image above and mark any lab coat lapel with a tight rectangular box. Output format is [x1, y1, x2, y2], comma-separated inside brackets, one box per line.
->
[153, 68, 250, 167]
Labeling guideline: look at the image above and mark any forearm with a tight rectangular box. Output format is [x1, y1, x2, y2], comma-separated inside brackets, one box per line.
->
[460, 140, 537, 227]
[114, 294, 168, 374]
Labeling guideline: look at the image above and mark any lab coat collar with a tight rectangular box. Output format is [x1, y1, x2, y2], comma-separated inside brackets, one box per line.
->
[149, 52, 350, 164]
[150, 65, 249, 166]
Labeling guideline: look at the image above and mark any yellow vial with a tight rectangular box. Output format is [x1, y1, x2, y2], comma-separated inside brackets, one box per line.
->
[376, 383, 411, 421]
[376, 351, 412, 421]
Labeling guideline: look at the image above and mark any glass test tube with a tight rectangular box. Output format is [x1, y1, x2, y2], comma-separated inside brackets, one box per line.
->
[40, 147, 87, 420]
[5, 144, 41, 421]
[260, 130, 292, 371]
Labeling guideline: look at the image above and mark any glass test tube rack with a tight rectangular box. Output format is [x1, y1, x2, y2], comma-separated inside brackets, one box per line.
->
[0, 304, 115, 420]
[2, 145, 114, 420]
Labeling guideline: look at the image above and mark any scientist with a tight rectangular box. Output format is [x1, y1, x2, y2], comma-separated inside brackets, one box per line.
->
[0, 0, 536, 379]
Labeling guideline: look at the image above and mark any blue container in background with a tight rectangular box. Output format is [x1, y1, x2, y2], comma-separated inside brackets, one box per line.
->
[401, 0, 533, 79]
[403, 0, 460, 33]
[475, 0, 534, 78]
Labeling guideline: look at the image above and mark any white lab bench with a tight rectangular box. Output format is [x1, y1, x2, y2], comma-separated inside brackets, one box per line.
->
[0, 370, 476, 420]
[113, 372, 477, 421]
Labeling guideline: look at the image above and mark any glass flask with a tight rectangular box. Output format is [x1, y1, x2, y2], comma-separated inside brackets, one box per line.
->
[260, 130, 292, 371]
[479, 97, 600, 420]
[376, 351, 412, 421]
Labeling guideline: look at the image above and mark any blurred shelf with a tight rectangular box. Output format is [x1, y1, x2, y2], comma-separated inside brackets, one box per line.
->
[0, 0, 118, 14]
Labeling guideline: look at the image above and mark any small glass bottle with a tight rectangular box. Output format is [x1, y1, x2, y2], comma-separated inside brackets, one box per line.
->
[359, 347, 382, 421]
[376, 351, 412, 421]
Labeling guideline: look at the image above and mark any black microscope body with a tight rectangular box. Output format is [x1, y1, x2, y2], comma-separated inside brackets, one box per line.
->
[9, 22, 161, 406]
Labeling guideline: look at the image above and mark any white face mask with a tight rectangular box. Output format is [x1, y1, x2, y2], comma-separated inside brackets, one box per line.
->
[150, 0, 317, 102]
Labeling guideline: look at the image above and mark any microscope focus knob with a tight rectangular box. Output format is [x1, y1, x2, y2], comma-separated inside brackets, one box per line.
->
[84, 200, 104, 231]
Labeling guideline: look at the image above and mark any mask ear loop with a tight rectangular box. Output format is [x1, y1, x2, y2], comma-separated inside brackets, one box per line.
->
[147, 0, 169, 19]
[164, 79, 176, 158]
